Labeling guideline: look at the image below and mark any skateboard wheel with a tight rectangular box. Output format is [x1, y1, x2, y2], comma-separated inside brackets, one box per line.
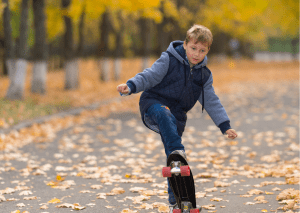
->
[173, 209, 181, 213]
[180, 165, 190, 176]
[190, 209, 200, 213]
[162, 167, 172, 177]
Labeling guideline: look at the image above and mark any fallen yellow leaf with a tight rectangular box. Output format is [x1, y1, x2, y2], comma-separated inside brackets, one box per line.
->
[76, 172, 86, 177]
[46, 180, 56, 186]
[125, 174, 131, 178]
[265, 191, 274, 195]
[48, 198, 61, 204]
[56, 175, 65, 181]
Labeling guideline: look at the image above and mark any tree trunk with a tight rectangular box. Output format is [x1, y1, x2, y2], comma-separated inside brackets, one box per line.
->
[31, 0, 48, 94]
[113, 11, 124, 81]
[65, 59, 79, 89]
[157, 1, 172, 54]
[291, 38, 299, 60]
[2, 0, 15, 78]
[209, 31, 229, 56]
[77, 6, 85, 57]
[6, 59, 15, 79]
[113, 58, 121, 81]
[171, 0, 185, 41]
[98, 11, 111, 82]
[6, 0, 29, 100]
[62, 0, 79, 90]
[157, 21, 168, 54]
[100, 57, 110, 81]
[140, 17, 152, 71]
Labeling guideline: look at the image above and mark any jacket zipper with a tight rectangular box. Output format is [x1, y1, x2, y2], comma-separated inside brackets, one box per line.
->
[180, 63, 190, 107]
[188, 68, 193, 81]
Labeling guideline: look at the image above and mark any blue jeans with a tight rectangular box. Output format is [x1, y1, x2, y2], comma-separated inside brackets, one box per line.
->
[145, 104, 185, 205]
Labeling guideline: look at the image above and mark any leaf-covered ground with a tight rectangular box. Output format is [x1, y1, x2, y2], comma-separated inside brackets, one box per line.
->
[0, 59, 298, 127]
[0, 59, 299, 212]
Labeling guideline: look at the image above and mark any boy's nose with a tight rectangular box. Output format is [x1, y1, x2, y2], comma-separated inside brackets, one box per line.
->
[194, 52, 200, 57]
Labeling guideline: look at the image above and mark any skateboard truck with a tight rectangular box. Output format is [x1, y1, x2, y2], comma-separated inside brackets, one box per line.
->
[181, 201, 193, 213]
[162, 161, 190, 177]
[172, 202, 200, 213]
[170, 161, 182, 176]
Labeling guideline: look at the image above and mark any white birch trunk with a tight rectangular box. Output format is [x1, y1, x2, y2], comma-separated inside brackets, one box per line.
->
[5, 59, 28, 100]
[6, 59, 16, 80]
[142, 57, 150, 71]
[114, 58, 121, 81]
[100, 57, 110, 82]
[64, 58, 79, 90]
[31, 61, 47, 94]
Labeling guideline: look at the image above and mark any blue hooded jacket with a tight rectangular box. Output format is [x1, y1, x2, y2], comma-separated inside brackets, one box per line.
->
[124, 41, 231, 135]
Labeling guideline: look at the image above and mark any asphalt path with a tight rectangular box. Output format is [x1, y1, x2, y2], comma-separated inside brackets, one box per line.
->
[0, 81, 299, 213]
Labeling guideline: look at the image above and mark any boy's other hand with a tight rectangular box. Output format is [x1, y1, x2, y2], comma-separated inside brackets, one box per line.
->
[225, 129, 238, 139]
[117, 83, 129, 94]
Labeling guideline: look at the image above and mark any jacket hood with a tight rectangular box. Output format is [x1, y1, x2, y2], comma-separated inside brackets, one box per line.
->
[166, 40, 207, 68]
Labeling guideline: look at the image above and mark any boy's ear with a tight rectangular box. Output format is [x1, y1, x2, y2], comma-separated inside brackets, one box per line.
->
[183, 41, 187, 50]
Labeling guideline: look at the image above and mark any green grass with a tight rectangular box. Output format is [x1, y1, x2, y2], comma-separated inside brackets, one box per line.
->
[0, 98, 71, 126]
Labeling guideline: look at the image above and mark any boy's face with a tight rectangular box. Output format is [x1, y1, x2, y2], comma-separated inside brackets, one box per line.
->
[183, 38, 210, 65]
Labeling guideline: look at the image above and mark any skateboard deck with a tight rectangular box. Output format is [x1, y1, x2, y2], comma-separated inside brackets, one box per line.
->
[162, 152, 201, 213]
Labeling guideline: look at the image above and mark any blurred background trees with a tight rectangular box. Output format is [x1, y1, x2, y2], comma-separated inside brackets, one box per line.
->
[0, 0, 299, 99]
[5, 0, 30, 99]
[31, 0, 47, 94]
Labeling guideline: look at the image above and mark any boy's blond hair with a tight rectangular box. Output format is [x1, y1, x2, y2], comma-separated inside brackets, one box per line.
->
[185, 24, 213, 47]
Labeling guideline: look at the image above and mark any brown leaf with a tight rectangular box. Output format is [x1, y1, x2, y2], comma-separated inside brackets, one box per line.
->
[210, 197, 223, 202]
[214, 181, 231, 187]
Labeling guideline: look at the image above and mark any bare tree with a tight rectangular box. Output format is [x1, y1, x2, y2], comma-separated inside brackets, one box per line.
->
[171, 0, 185, 41]
[2, 0, 15, 79]
[62, 0, 79, 90]
[31, 0, 48, 94]
[157, 0, 173, 54]
[139, 17, 152, 71]
[6, 0, 29, 100]
[113, 11, 125, 81]
[77, 5, 86, 57]
[98, 10, 112, 82]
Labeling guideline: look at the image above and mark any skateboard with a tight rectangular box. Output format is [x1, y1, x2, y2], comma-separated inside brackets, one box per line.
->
[162, 152, 201, 213]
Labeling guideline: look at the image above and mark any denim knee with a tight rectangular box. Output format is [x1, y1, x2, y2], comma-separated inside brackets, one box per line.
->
[150, 105, 174, 122]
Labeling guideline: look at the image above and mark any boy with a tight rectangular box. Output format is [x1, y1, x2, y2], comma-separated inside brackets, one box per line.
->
[117, 24, 238, 211]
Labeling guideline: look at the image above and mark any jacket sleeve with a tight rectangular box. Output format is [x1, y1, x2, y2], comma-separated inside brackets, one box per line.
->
[198, 73, 230, 127]
[126, 52, 169, 93]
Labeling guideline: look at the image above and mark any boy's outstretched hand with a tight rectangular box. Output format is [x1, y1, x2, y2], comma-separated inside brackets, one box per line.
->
[117, 83, 129, 94]
[225, 129, 238, 139]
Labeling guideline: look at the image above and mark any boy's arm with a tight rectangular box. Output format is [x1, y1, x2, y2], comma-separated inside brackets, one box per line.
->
[125, 52, 169, 94]
[198, 74, 231, 134]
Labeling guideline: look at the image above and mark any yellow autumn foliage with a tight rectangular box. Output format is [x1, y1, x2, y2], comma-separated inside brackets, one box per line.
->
[67, 0, 161, 21]
[68, 0, 106, 21]
[199, 0, 298, 42]
[46, 1, 64, 41]
[141, 7, 162, 24]
[0, 2, 6, 15]
[178, 6, 194, 31]
[9, 0, 21, 11]
[0, 0, 297, 48]
[128, 0, 160, 11]
[162, 0, 179, 20]
[84, 0, 106, 20]
[261, 0, 299, 37]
